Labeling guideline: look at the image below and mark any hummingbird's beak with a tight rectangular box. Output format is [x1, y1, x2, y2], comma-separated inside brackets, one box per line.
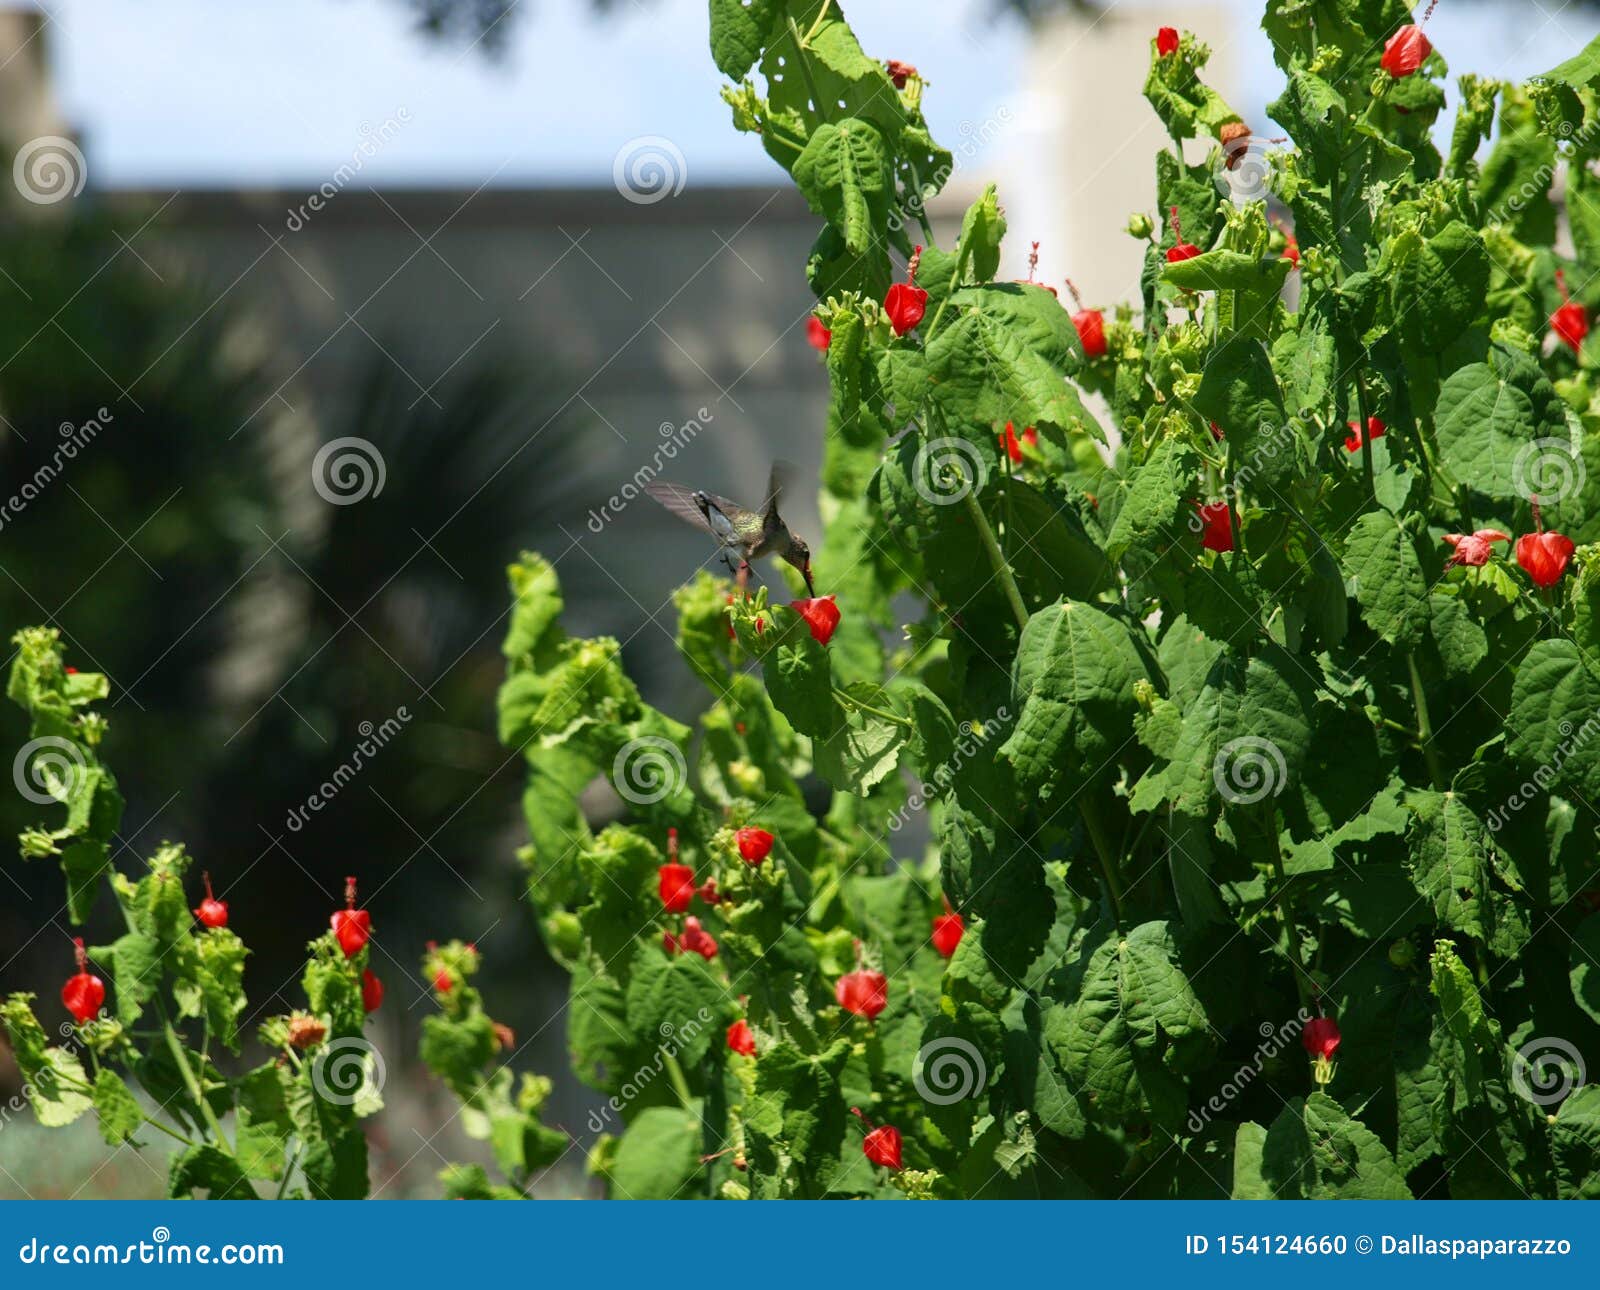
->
[802, 560, 815, 598]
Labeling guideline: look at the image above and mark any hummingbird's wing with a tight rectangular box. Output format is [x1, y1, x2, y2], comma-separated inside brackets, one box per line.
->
[760, 459, 800, 531]
[643, 481, 718, 536]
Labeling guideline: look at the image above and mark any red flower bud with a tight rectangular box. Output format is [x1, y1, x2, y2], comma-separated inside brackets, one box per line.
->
[1281, 235, 1300, 267]
[736, 826, 774, 865]
[1156, 26, 1180, 56]
[659, 862, 696, 913]
[662, 930, 681, 955]
[836, 968, 888, 1020]
[1517, 530, 1575, 588]
[1195, 501, 1234, 553]
[433, 968, 453, 994]
[1553, 301, 1590, 353]
[193, 871, 228, 929]
[1441, 529, 1509, 569]
[1072, 307, 1107, 358]
[1022, 426, 1038, 449]
[1302, 1016, 1341, 1060]
[681, 916, 718, 960]
[1166, 241, 1201, 263]
[727, 1019, 757, 1057]
[852, 1108, 904, 1169]
[362, 968, 384, 1013]
[790, 595, 841, 646]
[61, 938, 104, 1024]
[1208, 421, 1225, 442]
[1380, 24, 1432, 78]
[883, 282, 929, 336]
[1343, 416, 1387, 453]
[885, 59, 918, 90]
[806, 316, 832, 351]
[999, 422, 1023, 464]
[331, 876, 371, 958]
[932, 911, 964, 958]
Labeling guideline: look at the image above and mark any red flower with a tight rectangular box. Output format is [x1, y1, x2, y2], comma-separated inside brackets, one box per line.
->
[1442, 529, 1509, 569]
[885, 59, 919, 89]
[1164, 206, 1201, 262]
[1072, 308, 1106, 358]
[1022, 427, 1038, 448]
[1195, 501, 1234, 553]
[736, 826, 774, 865]
[362, 969, 384, 1013]
[331, 876, 371, 958]
[1208, 421, 1225, 442]
[1281, 235, 1300, 267]
[659, 862, 696, 913]
[1554, 301, 1590, 352]
[697, 879, 719, 905]
[1380, 24, 1432, 77]
[790, 595, 841, 646]
[852, 1109, 904, 1169]
[193, 871, 228, 930]
[1302, 1016, 1341, 1061]
[681, 916, 719, 960]
[1553, 273, 1589, 352]
[1156, 26, 1180, 56]
[999, 422, 1023, 464]
[1343, 416, 1387, 452]
[836, 968, 888, 1020]
[883, 282, 929, 336]
[727, 1019, 756, 1057]
[1517, 530, 1575, 588]
[61, 938, 104, 1024]
[662, 930, 681, 956]
[806, 316, 832, 351]
[433, 968, 453, 994]
[932, 910, 964, 958]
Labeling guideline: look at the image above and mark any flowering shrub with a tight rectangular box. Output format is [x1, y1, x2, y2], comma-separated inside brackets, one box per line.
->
[0, 629, 388, 1198]
[495, 1, 1600, 1199]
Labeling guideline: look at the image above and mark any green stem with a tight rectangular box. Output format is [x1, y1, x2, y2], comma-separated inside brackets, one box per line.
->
[57, 1071, 196, 1147]
[961, 481, 1029, 632]
[662, 1051, 695, 1114]
[1079, 795, 1124, 923]
[1356, 374, 1375, 497]
[275, 1149, 300, 1200]
[162, 1013, 231, 1150]
[800, 0, 833, 44]
[833, 687, 912, 728]
[1268, 849, 1312, 1011]
[786, 19, 831, 124]
[923, 242, 974, 340]
[1406, 652, 1446, 790]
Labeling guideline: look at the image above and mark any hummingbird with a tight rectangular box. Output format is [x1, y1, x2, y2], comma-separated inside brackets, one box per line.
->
[644, 463, 815, 596]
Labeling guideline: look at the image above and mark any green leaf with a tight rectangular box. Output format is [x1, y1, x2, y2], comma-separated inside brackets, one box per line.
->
[1243, 1093, 1413, 1199]
[173, 929, 249, 1052]
[1341, 509, 1429, 645]
[235, 1063, 293, 1181]
[708, 0, 777, 79]
[607, 1103, 704, 1199]
[624, 952, 726, 1068]
[1510, 640, 1600, 801]
[1191, 336, 1297, 486]
[1435, 362, 1547, 500]
[1104, 436, 1199, 560]
[92, 1068, 143, 1145]
[168, 1145, 256, 1200]
[1391, 221, 1491, 352]
[792, 118, 892, 257]
[999, 600, 1146, 799]
[1552, 1085, 1600, 1199]
[1570, 914, 1600, 1026]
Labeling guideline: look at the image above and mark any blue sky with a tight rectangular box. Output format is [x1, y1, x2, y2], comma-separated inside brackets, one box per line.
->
[40, 0, 1599, 191]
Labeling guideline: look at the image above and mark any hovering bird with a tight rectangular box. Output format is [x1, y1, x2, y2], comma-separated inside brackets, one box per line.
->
[644, 464, 814, 596]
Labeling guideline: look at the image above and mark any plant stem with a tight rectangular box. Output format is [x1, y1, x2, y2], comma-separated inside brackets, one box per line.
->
[662, 1051, 695, 1113]
[162, 1013, 231, 1151]
[1355, 374, 1375, 496]
[787, 19, 830, 123]
[961, 482, 1029, 631]
[800, 0, 833, 44]
[1406, 652, 1446, 790]
[1079, 795, 1124, 923]
[834, 687, 912, 728]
